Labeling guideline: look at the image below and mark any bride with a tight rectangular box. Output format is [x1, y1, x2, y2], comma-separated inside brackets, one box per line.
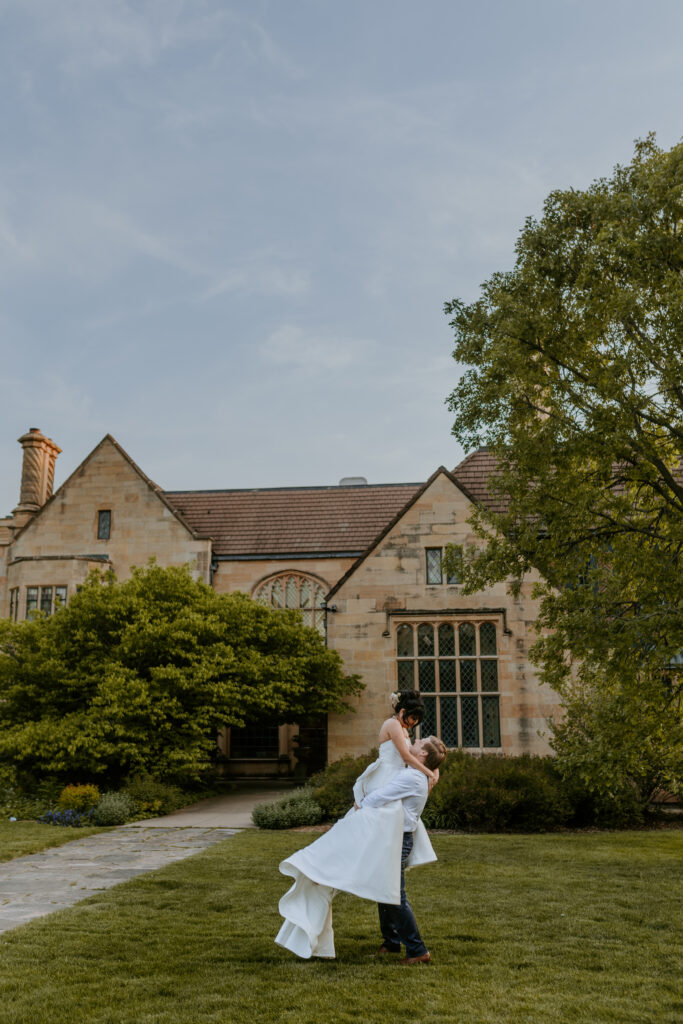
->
[275, 691, 440, 959]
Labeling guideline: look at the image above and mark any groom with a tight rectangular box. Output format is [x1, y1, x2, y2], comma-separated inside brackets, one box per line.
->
[359, 735, 447, 965]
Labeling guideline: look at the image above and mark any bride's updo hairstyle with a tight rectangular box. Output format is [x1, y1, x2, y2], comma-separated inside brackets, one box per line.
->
[390, 690, 425, 725]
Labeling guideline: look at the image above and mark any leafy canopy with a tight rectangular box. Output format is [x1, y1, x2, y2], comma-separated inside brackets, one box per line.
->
[444, 135, 683, 802]
[0, 563, 362, 784]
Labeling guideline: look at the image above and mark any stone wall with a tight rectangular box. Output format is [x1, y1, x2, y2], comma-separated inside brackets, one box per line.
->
[326, 471, 560, 761]
[211, 555, 356, 598]
[4, 438, 211, 618]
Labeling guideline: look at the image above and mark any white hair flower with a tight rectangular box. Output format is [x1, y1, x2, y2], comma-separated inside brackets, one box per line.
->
[389, 691, 400, 709]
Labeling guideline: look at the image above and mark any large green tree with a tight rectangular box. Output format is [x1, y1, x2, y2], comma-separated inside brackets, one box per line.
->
[0, 564, 362, 784]
[444, 135, 683, 805]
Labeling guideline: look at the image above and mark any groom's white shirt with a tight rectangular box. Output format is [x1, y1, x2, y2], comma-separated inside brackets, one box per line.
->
[359, 767, 429, 833]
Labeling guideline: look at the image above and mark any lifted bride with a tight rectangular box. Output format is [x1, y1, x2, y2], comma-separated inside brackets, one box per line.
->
[275, 691, 444, 959]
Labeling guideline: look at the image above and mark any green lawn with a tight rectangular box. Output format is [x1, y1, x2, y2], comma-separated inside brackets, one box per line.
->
[0, 831, 681, 1024]
[0, 820, 108, 862]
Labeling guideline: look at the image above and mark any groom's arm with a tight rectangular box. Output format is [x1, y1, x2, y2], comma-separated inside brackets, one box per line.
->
[359, 770, 427, 809]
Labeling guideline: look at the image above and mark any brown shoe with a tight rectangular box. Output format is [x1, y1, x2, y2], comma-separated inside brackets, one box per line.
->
[377, 944, 401, 955]
[400, 952, 431, 965]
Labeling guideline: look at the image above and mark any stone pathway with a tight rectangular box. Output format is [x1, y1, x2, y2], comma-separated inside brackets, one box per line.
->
[128, 784, 290, 829]
[0, 826, 237, 934]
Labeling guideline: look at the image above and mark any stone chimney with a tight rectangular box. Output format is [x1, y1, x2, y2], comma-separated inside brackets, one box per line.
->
[13, 428, 62, 522]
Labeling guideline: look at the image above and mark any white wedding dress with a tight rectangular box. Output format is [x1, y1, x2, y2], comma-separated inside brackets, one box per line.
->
[275, 738, 436, 959]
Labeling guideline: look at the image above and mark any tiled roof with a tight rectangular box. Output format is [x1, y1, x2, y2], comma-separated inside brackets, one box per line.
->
[163, 483, 423, 557]
[163, 451, 506, 558]
[451, 449, 507, 514]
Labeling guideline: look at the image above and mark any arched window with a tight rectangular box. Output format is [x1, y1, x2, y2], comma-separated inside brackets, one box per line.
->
[254, 573, 327, 634]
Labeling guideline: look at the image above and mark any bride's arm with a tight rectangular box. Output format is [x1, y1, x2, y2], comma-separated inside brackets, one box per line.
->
[385, 718, 435, 782]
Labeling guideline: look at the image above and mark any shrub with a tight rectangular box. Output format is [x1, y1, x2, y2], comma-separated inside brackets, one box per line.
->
[57, 784, 101, 813]
[38, 808, 95, 827]
[93, 791, 137, 826]
[0, 766, 62, 819]
[421, 753, 572, 832]
[122, 776, 186, 818]
[309, 749, 377, 820]
[252, 788, 323, 829]
[561, 774, 646, 829]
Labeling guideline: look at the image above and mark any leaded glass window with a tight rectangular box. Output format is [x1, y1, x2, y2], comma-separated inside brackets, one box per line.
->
[426, 548, 442, 584]
[97, 510, 111, 540]
[254, 573, 327, 635]
[395, 619, 501, 749]
[55, 586, 67, 609]
[417, 623, 434, 656]
[426, 547, 461, 585]
[40, 587, 53, 615]
[26, 587, 38, 618]
[397, 624, 414, 658]
[459, 622, 475, 656]
[480, 622, 497, 655]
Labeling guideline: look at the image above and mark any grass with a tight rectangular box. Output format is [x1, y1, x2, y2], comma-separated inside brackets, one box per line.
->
[0, 820, 109, 862]
[0, 830, 681, 1024]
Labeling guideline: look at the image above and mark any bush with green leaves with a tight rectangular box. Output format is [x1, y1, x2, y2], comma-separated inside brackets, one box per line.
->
[252, 788, 323, 829]
[56, 783, 101, 813]
[0, 563, 362, 786]
[307, 749, 647, 831]
[93, 791, 137, 826]
[308, 749, 377, 820]
[0, 765, 62, 820]
[421, 752, 571, 832]
[122, 776, 186, 818]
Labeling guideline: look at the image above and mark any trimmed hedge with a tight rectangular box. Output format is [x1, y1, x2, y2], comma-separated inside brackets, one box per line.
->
[257, 750, 650, 832]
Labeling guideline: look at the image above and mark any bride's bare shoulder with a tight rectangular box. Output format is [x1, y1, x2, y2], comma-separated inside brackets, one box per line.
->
[378, 716, 402, 742]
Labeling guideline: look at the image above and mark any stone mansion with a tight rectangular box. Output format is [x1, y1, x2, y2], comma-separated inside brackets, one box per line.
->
[0, 428, 559, 775]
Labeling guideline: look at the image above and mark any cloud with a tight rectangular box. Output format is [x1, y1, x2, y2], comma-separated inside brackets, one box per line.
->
[260, 325, 376, 373]
[202, 252, 310, 300]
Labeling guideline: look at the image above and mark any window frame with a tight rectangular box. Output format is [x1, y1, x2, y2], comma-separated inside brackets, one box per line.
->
[425, 547, 461, 586]
[26, 587, 39, 619]
[97, 509, 112, 540]
[253, 571, 327, 635]
[396, 618, 502, 750]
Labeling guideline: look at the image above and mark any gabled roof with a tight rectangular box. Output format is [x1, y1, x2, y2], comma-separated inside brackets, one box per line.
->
[12, 435, 210, 543]
[163, 483, 422, 557]
[451, 448, 506, 513]
[327, 465, 480, 599]
[162, 450, 505, 559]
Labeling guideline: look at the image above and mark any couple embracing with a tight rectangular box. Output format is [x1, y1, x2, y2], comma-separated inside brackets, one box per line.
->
[275, 691, 447, 964]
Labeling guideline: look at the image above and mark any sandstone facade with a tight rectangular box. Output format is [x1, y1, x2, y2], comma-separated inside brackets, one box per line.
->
[1, 429, 560, 773]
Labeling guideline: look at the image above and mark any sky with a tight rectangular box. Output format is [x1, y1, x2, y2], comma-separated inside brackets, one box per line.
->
[1, 0, 682, 514]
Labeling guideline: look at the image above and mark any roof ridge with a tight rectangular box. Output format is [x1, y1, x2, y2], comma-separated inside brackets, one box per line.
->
[163, 482, 423, 495]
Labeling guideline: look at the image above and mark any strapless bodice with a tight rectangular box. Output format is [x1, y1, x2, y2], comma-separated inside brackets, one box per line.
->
[352, 738, 408, 805]
[377, 738, 408, 769]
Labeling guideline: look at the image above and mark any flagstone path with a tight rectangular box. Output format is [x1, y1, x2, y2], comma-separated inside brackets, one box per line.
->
[0, 826, 238, 933]
[0, 782, 292, 934]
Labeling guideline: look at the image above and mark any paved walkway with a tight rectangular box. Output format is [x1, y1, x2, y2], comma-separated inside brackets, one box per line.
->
[0, 782, 291, 934]
[0, 826, 237, 933]
[128, 783, 290, 829]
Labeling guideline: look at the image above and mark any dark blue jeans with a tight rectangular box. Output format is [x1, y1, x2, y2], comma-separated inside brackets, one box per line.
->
[377, 832, 428, 957]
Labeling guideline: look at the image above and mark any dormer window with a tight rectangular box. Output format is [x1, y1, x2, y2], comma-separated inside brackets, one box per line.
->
[97, 510, 111, 540]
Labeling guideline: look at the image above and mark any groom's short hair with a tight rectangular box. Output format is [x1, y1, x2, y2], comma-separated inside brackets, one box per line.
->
[422, 736, 447, 770]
